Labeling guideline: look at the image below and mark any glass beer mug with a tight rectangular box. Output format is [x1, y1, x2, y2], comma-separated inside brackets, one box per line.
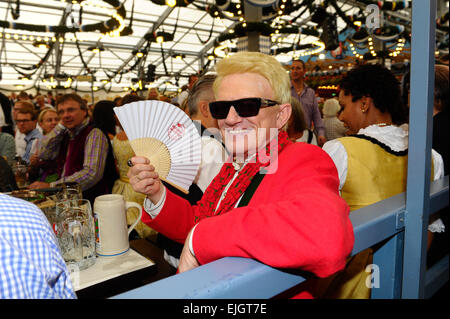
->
[55, 199, 96, 271]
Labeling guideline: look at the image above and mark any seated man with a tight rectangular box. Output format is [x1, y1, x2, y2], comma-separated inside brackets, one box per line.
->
[128, 52, 354, 298]
[157, 74, 228, 269]
[28, 93, 117, 204]
[15, 102, 42, 164]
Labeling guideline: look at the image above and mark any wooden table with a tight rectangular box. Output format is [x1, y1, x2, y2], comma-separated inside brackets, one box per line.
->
[76, 238, 177, 299]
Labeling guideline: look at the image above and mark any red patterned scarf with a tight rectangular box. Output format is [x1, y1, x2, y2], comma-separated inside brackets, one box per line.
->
[195, 130, 292, 221]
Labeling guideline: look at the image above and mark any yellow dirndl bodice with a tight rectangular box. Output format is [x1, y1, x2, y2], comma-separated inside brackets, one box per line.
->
[315, 136, 435, 299]
[111, 136, 157, 239]
[316, 136, 409, 298]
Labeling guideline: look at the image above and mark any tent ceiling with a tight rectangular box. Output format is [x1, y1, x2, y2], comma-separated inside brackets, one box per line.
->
[0, 0, 448, 95]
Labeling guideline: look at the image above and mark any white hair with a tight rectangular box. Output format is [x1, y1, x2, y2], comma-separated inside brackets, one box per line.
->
[322, 98, 341, 117]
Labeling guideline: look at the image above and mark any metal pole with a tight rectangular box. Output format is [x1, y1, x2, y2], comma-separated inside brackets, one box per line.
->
[402, 0, 436, 299]
[243, 2, 262, 52]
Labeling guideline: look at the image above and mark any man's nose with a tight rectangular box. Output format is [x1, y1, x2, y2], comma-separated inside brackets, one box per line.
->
[224, 106, 242, 124]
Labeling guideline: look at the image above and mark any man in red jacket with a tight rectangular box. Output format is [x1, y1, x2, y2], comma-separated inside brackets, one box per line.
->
[128, 52, 354, 298]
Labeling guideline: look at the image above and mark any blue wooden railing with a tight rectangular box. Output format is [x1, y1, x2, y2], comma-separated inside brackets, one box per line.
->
[112, 177, 448, 299]
[112, 1, 448, 299]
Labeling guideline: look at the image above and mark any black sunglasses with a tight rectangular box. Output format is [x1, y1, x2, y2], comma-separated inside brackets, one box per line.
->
[209, 97, 279, 119]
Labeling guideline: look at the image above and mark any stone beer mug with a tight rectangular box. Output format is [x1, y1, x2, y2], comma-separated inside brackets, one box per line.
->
[93, 194, 142, 257]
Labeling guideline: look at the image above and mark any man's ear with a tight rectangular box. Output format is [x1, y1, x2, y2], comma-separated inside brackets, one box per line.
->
[199, 100, 210, 118]
[276, 103, 292, 129]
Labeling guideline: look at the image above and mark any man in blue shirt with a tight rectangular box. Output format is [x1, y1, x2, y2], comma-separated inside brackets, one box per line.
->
[15, 102, 42, 164]
[0, 193, 76, 298]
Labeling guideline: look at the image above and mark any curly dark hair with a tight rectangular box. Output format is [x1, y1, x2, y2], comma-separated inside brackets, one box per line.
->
[340, 63, 408, 125]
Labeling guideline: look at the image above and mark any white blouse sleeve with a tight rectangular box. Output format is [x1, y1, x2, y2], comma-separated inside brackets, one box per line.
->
[431, 149, 444, 181]
[322, 139, 348, 191]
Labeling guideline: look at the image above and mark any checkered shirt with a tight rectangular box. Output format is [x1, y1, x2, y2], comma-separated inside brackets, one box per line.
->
[0, 194, 76, 299]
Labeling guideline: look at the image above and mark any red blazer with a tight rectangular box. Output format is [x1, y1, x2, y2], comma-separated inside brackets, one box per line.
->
[142, 142, 354, 291]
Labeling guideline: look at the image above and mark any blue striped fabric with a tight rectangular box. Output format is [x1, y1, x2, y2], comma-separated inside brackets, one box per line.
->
[0, 194, 76, 299]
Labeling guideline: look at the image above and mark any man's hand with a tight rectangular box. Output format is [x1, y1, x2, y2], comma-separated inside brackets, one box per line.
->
[127, 156, 163, 204]
[28, 181, 50, 189]
[178, 229, 200, 273]
[318, 135, 327, 147]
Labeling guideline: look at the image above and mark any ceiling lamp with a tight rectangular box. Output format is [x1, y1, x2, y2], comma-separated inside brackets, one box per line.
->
[149, 0, 194, 7]
[88, 45, 105, 53]
[144, 31, 174, 43]
[172, 53, 185, 60]
[165, 0, 177, 7]
[119, 26, 133, 36]
[33, 40, 50, 49]
[133, 50, 145, 58]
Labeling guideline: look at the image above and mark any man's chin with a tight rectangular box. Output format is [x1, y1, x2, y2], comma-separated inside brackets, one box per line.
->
[63, 122, 75, 129]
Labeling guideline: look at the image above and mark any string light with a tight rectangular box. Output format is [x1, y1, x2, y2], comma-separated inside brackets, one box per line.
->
[292, 40, 326, 58]
[349, 42, 363, 59]
[368, 37, 377, 57]
[389, 37, 406, 57]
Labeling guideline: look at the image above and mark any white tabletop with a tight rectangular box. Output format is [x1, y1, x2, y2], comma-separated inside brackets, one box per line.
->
[71, 248, 155, 291]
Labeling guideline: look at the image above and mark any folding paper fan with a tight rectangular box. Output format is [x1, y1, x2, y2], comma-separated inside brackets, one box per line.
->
[114, 100, 202, 193]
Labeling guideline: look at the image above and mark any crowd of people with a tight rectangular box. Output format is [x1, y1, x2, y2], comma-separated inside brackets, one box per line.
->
[0, 53, 448, 299]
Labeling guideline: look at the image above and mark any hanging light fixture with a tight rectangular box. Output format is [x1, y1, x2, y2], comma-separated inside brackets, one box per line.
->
[172, 53, 185, 60]
[165, 0, 177, 7]
[33, 40, 50, 49]
[88, 45, 105, 53]
[144, 31, 174, 43]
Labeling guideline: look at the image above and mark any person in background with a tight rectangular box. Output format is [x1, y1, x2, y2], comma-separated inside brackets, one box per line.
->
[0, 130, 16, 168]
[28, 108, 60, 183]
[286, 97, 318, 145]
[36, 108, 60, 135]
[17, 91, 31, 102]
[290, 59, 327, 146]
[427, 64, 449, 268]
[13, 100, 43, 158]
[27, 93, 117, 205]
[9, 92, 17, 106]
[34, 95, 53, 111]
[15, 103, 42, 164]
[0, 99, 4, 129]
[92, 100, 117, 140]
[319, 63, 444, 299]
[128, 52, 354, 298]
[432, 64, 449, 174]
[186, 74, 227, 192]
[0, 193, 76, 299]
[0, 92, 14, 136]
[147, 88, 160, 101]
[46, 91, 55, 107]
[0, 156, 17, 192]
[322, 98, 347, 141]
[172, 74, 199, 107]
